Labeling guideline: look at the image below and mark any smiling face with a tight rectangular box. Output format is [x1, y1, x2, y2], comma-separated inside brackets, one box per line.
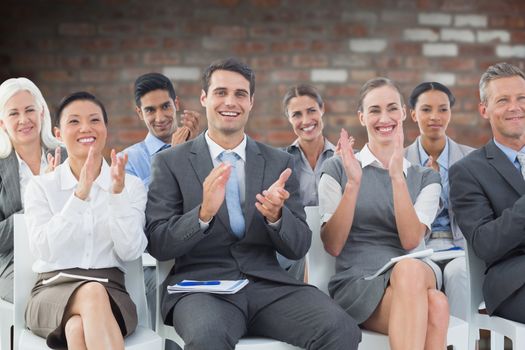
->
[200, 69, 253, 145]
[136, 89, 177, 143]
[359, 85, 406, 146]
[55, 99, 107, 160]
[0, 90, 43, 148]
[287, 95, 324, 143]
[411, 90, 451, 142]
[479, 76, 525, 149]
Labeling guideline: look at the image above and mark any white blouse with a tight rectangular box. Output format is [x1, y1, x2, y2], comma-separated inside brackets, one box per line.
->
[24, 158, 148, 273]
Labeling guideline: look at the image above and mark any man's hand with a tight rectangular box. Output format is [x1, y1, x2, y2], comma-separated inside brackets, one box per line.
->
[255, 168, 292, 223]
[110, 149, 127, 194]
[199, 163, 232, 222]
[171, 126, 191, 146]
[180, 110, 200, 140]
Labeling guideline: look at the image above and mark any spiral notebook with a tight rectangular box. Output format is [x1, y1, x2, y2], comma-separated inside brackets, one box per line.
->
[364, 248, 434, 280]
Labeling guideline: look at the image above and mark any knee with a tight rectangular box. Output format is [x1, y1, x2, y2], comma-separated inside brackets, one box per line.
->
[64, 315, 84, 343]
[316, 309, 362, 350]
[74, 282, 111, 310]
[427, 290, 449, 328]
[391, 259, 428, 293]
[183, 324, 237, 349]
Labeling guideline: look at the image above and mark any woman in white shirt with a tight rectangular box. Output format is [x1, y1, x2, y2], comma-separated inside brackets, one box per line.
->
[0, 77, 62, 303]
[24, 91, 148, 349]
[319, 77, 449, 350]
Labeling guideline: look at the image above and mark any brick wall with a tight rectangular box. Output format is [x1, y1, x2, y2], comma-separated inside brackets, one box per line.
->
[1, 0, 525, 152]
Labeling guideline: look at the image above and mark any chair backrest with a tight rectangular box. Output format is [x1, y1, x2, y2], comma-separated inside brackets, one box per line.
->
[13, 214, 150, 345]
[464, 242, 486, 323]
[305, 206, 335, 295]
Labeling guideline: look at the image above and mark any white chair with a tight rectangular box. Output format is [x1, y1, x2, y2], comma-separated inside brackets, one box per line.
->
[304, 206, 468, 350]
[0, 298, 12, 350]
[155, 260, 302, 349]
[13, 214, 162, 350]
[465, 242, 525, 350]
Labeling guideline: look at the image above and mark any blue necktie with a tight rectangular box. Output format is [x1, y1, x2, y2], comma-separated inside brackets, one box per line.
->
[219, 151, 245, 239]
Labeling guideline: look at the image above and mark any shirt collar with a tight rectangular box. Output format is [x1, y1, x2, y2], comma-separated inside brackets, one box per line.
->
[357, 143, 410, 176]
[416, 136, 449, 170]
[290, 138, 336, 155]
[205, 130, 247, 162]
[15, 149, 47, 171]
[493, 138, 525, 164]
[60, 158, 111, 191]
[144, 132, 170, 156]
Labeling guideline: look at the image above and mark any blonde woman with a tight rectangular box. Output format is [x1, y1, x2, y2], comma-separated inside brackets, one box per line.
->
[0, 77, 63, 303]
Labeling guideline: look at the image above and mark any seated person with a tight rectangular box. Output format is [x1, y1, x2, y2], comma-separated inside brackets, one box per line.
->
[450, 62, 525, 323]
[278, 84, 335, 280]
[24, 91, 148, 349]
[405, 81, 474, 320]
[0, 77, 63, 303]
[319, 77, 449, 350]
[146, 57, 361, 350]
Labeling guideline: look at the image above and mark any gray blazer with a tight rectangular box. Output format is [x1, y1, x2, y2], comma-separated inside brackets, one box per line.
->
[405, 136, 474, 248]
[449, 139, 525, 315]
[0, 148, 67, 285]
[145, 133, 311, 324]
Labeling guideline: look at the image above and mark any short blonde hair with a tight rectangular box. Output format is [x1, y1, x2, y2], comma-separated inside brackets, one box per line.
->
[0, 77, 61, 158]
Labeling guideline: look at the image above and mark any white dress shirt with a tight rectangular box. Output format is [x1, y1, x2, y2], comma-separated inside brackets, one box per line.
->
[24, 158, 148, 273]
[16, 151, 47, 206]
[319, 144, 441, 232]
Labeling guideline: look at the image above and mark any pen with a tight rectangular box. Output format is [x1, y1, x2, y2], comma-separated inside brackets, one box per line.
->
[177, 281, 221, 286]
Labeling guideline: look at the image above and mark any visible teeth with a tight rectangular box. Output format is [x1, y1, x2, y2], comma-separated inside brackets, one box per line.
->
[378, 126, 393, 132]
[302, 125, 315, 132]
[78, 137, 95, 143]
[220, 112, 237, 116]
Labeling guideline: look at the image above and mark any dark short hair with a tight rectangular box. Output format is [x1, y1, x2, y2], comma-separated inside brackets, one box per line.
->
[202, 57, 255, 96]
[357, 77, 404, 112]
[54, 91, 108, 127]
[282, 84, 324, 118]
[409, 82, 456, 109]
[134, 73, 176, 107]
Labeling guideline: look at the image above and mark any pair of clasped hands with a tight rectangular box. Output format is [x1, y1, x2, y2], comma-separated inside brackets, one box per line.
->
[46, 147, 128, 200]
[336, 120, 406, 185]
[199, 161, 292, 225]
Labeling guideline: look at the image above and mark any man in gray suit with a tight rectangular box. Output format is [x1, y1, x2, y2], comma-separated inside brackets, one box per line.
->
[450, 62, 525, 322]
[145, 57, 361, 350]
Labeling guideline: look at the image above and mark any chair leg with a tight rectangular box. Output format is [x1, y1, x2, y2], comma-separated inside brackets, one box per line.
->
[490, 331, 504, 350]
[468, 327, 479, 350]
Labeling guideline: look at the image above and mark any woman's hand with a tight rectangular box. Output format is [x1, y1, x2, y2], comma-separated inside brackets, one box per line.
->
[44, 147, 61, 173]
[110, 149, 127, 194]
[388, 120, 405, 182]
[74, 146, 97, 200]
[337, 128, 362, 186]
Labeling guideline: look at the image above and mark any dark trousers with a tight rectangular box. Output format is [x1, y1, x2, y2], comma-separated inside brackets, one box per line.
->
[171, 279, 361, 350]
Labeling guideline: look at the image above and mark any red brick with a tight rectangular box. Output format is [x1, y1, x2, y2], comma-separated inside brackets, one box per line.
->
[490, 15, 525, 29]
[326, 99, 351, 114]
[250, 0, 282, 7]
[211, 25, 247, 38]
[392, 42, 421, 56]
[512, 31, 525, 43]
[311, 41, 346, 53]
[266, 130, 296, 146]
[289, 24, 327, 38]
[250, 24, 287, 38]
[39, 70, 76, 82]
[270, 70, 310, 82]
[459, 45, 494, 57]
[116, 129, 148, 145]
[80, 70, 120, 83]
[59, 23, 96, 36]
[79, 38, 117, 51]
[350, 69, 377, 82]
[12, 54, 56, 68]
[98, 22, 137, 35]
[440, 58, 476, 71]
[332, 23, 368, 38]
[375, 57, 404, 69]
[456, 73, 481, 86]
[271, 39, 310, 53]
[60, 55, 98, 69]
[388, 70, 421, 84]
[233, 42, 269, 55]
[213, 0, 241, 6]
[141, 21, 179, 34]
[99, 53, 141, 68]
[143, 52, 182, 66]
[163, 38, 200, 50]
[120, 37, 159, 50]
[291, 54, 329, 68]
[250, 56, 289, 70]
[324, 86, 360, 97]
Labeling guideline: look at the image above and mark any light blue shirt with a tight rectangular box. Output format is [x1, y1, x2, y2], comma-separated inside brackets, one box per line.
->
[493, 138, 525, 172]
[417, 137, 450, 233]
[119, 133, 169, 188]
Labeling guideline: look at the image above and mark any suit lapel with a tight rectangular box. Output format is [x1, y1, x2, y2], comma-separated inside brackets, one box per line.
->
[486, 140, 525, 195]
[188, 134, 232, 233]
[0, 151, 22, 211]
[244, 137, 264, 233]
[405, 138, 422, 165]
[448, 137, 467, 166]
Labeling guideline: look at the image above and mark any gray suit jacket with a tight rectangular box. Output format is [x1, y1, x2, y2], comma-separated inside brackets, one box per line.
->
[449, 139, 525, 314]
[405, 136, 474, 248]
[0, 148, 67, 281]
[146, 133, 311, 324]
